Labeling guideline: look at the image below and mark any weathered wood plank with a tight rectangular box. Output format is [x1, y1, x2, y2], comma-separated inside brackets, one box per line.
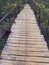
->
[0, 60, 49, 65]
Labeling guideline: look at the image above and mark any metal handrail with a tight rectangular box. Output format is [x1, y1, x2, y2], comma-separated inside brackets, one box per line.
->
[0, 5, 20, 23]
[0, 4, 20, 38]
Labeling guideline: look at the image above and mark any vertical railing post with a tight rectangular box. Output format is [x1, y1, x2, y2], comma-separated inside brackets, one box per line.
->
[38, 7, 41, 25]
[8, 15, 11, 31]
[48, 18, 49, 28]
[47, 18, 49, 33]
[47, 14, 49, 31]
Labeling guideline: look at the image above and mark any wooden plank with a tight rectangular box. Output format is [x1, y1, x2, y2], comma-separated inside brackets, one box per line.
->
[2, 46, 48, 52]
[6, 41, 47, 45]
[6, 43, 47, 47]
[2, 51, 49, 57]
[6, 44, 47, 48]
[7, 37, 45, 42]
[0, 60, 49, 65]
[1, 55, 49, 63]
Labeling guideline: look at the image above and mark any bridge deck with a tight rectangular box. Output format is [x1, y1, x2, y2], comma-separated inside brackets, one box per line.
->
[0, 4, 49, 65]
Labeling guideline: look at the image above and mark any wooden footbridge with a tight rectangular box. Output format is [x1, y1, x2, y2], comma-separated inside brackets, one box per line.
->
[0, 4, 49, 65]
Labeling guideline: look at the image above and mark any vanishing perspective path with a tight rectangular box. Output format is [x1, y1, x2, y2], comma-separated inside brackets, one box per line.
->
[0, 4, 49, 65]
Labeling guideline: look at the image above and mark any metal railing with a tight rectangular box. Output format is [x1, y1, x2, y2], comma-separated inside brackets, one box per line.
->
[0, 4, 22, 39]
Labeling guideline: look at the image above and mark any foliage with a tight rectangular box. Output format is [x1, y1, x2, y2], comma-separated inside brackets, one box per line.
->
[32, 0, 49, 48]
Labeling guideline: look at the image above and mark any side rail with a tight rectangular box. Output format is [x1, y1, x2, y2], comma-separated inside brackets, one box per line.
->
[0, 4, 20, 39]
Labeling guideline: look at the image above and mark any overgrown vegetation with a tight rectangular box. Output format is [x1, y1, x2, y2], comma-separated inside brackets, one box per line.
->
[0, 0, 25, 19]
[0, 0, 17, 19]
[31, 0, 49, 48]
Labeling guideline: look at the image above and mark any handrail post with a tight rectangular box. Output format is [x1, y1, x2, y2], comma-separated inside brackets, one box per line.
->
[47, 18, 49, 32]
[38, 7, 41, 25]
[48, 16, 49, 27]
[47, 14, 49, 31]
[7, 15, 11, 30]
